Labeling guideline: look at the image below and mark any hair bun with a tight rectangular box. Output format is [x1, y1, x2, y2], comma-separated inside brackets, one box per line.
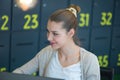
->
[69, 4, 81, 13]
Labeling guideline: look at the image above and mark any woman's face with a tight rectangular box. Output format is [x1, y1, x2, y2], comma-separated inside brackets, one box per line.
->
[47, 20, 71, 49]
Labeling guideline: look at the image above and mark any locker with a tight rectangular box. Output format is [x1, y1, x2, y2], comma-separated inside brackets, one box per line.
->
[92, 0, 114, 26]
[70, 0, 92, 27]
[70, 0, 92, 50]
[90, 27, 111, 67]
[110, 27, 120, 74]
[40, 0, 68, 30]
[0, 32, 10, 71]
[111, 27, 120, 50]
[10, 31, 39, 71]
[12, 0, 41, 31]
[90, 27, 111, 54]
[77, 28, 90, 50]
[114, 0, 120, 25]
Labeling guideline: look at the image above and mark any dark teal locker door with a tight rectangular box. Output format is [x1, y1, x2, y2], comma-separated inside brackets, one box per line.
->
[70, 0, 92, 50]
[92, 0, 114, 27]
[70, 0, 92, 27]
[0, 0, 11, 72]
[12, 0, 40, 31]
[40, 0, 68, 30]
[0, 0, 11, 31]
[0, 0, 11, 10]
[90, 27, 111, 67]
[0, 32, 10, 72]
[70, 0, 92, 13]
[110, 27, 120, 74]
[39, 30, 49, 50]
[39, 0, 68, 50]
[77, 28, 90, 50]
[10, 31, 38, 71]
[114, 0, 120, 25]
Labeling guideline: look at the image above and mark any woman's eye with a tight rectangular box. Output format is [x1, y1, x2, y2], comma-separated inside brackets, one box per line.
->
[53, 33, 58, 36]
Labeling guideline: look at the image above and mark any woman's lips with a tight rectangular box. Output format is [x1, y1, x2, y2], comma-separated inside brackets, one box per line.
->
[50, 42, 56, 45]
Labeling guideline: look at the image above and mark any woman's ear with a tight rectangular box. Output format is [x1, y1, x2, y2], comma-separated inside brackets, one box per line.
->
[68, 28, 75, 38]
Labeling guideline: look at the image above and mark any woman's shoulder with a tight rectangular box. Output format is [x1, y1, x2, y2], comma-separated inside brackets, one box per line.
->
[80, 47, 97, 59]
[36, 45, 56, 58]
[39, 45, 54, 53]
[42, 45, 52, 49]
[80, 47, 99, 68]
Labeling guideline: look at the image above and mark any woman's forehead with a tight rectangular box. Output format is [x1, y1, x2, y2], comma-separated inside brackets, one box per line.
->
[47, 20, 64, 30]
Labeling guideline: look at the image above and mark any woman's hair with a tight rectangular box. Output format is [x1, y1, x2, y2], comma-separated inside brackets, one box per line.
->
[49, 4, 81, 46]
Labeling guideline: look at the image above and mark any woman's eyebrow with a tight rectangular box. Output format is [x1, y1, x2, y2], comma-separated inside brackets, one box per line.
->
[46, 28, 58, 33]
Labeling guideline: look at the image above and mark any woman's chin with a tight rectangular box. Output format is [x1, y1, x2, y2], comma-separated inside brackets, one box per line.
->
[51, 45, 59, 50]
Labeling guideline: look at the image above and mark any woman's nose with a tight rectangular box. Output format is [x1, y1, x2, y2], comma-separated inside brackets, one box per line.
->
[47, 33, 53, 41]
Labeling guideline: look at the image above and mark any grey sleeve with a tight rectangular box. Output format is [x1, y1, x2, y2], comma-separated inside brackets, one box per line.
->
[12, 45, 53, 75]
[13, 53, 39, 75]
[85, 54, 100, 80]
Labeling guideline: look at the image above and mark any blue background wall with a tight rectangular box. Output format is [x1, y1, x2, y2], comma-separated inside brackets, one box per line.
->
[0, 0, 120, 79]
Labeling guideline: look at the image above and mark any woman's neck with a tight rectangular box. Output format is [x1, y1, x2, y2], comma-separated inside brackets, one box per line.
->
[58, 41, 80, 67]
[58, 41, 80, 58]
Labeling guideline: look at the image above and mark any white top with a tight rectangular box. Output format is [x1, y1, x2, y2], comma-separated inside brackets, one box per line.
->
[45, 51, 81, 80]
[13, 45, 100, 80]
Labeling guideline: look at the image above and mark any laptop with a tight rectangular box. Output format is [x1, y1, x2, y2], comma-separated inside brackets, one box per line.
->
[0, 72, 64, 80]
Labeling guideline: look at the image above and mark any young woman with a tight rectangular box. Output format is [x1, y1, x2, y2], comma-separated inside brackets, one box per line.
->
[13, 4, 100, 80]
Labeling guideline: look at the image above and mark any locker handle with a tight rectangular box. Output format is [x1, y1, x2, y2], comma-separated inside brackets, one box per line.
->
[116, 35, 120, 39]
[111, 47, 116, 51]
[0, 45, 4, 47]
[16, 42, 33, 46]
[95, 37, 107, 40]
